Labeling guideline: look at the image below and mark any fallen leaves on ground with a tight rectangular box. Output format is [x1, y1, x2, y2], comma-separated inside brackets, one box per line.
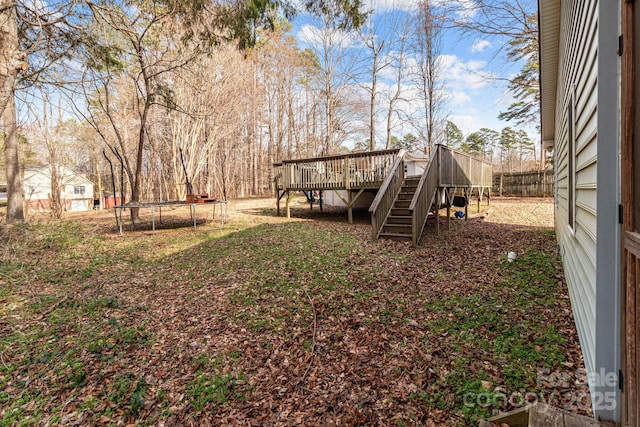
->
[0, 197, 591, 426]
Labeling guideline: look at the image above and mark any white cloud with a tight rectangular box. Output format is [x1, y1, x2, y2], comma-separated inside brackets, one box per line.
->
[364, 0, 419, 12]
[470, 39, 492, 53]
[452, 0, 479, 21]
[437, 54, 492, 90]
[449, 112, 487, 135]
[448, 90, 472, 106]
[433, 0, 478, 21]
[297, 24, 360, 49]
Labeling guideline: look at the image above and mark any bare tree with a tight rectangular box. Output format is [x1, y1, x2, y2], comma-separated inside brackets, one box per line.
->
[358, 6, 389, 151]
[308, 15, 361, 154]
[413, 0, 446, 155]
[383, 14, 413, 150]
[443, 0, 539, 128]
[25, 90, 67, 218]
[2, 0, 85, 222]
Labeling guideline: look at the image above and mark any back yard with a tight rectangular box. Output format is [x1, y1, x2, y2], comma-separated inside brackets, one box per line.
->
[0, 197, 590, 426]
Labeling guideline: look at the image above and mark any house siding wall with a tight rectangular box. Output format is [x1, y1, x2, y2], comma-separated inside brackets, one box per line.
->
[23, 167, 94, 213]
[554, 0, 598, 394]
[552, 0, 621, 420]
[555, 0, 598, 382]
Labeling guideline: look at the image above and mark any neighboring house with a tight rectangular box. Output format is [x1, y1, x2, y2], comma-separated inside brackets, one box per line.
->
[540, 0, 640, 424]
[23, 166, 94, 212]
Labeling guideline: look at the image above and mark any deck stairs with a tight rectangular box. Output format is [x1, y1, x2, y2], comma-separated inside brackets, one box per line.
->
[369, 144, 492, 246]
[378, 176, 421, 241]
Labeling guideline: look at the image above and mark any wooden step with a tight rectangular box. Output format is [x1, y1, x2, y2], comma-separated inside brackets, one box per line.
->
[394, 200, 411, 208]
[382, 224, 412, 234]
[397, 192, 414, 200]
[391, 208, 410, 216]
[481, 402, 616, 427]
[386, 215, 412, 225]
[379, 232, 412, 241]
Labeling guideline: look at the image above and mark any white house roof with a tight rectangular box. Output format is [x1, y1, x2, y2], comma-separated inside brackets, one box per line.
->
[24, 166, 93, 186]
[539, 0, 561, 144]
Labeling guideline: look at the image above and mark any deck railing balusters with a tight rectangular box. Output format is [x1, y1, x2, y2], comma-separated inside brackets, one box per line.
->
[276, 149, 401, 190]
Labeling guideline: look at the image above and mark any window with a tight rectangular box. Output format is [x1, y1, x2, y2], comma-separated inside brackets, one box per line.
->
[74, 185, 86, 195]
[567, 95, 576, 232]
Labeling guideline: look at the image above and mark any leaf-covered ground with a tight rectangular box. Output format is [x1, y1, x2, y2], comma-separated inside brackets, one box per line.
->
[0, 197, 592, 426]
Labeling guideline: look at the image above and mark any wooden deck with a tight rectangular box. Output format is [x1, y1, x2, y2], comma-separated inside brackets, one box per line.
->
[274, 145, 492, 244]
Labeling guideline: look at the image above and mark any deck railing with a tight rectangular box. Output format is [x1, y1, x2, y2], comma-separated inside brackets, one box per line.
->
[369, 150, 406, 239]
[276, 149, 400, 191]
[409, 146, 440, 246]
[439, 146, 493, 187]
[274, 165, 284, 193]
[409, 144, 492, 245]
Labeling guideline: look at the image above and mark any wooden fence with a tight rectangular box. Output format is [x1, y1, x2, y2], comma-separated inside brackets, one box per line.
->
[492, 170, 553, 197]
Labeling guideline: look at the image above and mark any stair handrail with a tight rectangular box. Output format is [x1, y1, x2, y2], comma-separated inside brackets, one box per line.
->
[369, 149, 406, 239]
[408, 144, 441, 246]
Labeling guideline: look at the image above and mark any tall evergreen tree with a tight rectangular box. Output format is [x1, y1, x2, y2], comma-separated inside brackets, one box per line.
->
[498, 12, 539, 128]
[444, 120, 463, 148]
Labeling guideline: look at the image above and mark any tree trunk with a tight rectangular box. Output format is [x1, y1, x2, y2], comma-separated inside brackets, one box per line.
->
[370, 51, 378, 151]
[96, 158, 103, 209]
[1, 3, 24, 222]
[3, 91, 24, 222]
[130, 111, 147, 221]
[49, 163, 63, 219]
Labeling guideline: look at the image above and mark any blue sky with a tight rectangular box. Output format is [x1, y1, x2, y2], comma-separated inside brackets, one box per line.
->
[288, 0, 535, 147]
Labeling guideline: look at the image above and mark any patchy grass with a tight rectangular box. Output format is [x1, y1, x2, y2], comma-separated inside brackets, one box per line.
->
[419, 249, 568, 423]
[0, 197, 589, 425]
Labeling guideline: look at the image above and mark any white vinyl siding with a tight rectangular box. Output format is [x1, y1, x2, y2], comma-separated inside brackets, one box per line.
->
[554, 0, 598, 381]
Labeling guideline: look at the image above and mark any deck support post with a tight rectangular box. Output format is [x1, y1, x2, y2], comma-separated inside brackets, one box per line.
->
[319, 191, 323, 212]
[477, 187, 482, 213]
[464, 187, 469, 220]
[348, 188, 366, 224]
[286, 191, 294, 218]
[276, 190, 287, 216]
[348, 191, 353, 224]
[446, 187, 451, 231]
[435, 188, 440, 236]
